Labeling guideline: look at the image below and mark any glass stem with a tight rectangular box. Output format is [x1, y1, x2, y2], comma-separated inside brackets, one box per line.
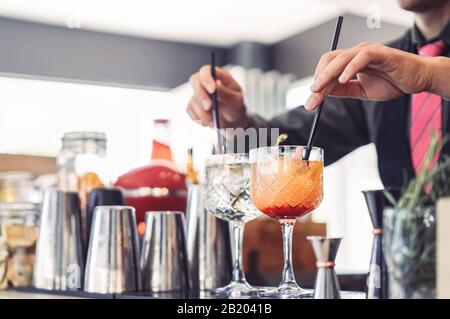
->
[280, 219, 297, 286]
[231, 222, 247, 283]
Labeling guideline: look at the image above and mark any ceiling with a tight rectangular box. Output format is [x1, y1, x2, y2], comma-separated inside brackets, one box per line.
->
[0, 0, 414, 46]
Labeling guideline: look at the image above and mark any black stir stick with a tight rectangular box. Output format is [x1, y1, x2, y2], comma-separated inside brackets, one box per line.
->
[210, 51, 224, 154]
[303, 16, 344, 161]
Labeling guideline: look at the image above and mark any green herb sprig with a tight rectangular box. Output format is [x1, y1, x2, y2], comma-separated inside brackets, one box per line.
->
[386, 133, 450, 210]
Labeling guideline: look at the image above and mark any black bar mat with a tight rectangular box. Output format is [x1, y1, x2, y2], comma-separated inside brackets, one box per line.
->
[13, 286, 114, 299]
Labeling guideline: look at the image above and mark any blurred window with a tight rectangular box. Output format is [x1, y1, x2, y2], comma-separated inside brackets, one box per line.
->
[0, 76, 190, 179]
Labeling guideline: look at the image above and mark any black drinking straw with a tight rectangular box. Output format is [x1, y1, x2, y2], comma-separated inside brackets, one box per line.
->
[303, 16, 344, 161]
[211, 51, 224, 154]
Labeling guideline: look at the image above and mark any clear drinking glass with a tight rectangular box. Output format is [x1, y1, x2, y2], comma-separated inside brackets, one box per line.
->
[205, 153, 261, 297]
[250, 146, 324, 298]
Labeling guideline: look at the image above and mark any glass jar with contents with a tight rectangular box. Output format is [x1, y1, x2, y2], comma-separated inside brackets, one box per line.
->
[57, 132, 109, 247]
[0, 203, 40, 289]
[0, 172, 41, 204]
[57, 131, 109, 192]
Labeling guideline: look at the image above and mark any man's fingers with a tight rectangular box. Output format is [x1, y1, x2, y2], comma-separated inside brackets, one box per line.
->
[186, 101, 200, 122]
[305, 79, 370, 110]
[187, 97, 213, 127]
[304, 92, 322, 111]
[313, 50, 342, 81]
[306, 43, 383, 108]
[312, 44, 375, 92]
[328, 80, 369, 99]
[305, 79, 371, 110]
[338, 49, 380, 83]
[304, 80, 338, 110]
[216, 68, 241, 90]
[198, 65, 216, 94]
[312, 43, 377, 91]
[190, 73, 212, 111]
[192, 99, 213, 126]
[216, 81, 243, 108]
[199, 65, 241, 94]
[311, 50, 361, 92]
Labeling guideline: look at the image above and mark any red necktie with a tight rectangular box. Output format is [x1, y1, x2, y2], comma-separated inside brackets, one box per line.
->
[410, 40, 446, 175]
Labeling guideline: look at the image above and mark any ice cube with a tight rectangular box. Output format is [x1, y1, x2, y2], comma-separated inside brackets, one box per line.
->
[225, 164, 244, 176]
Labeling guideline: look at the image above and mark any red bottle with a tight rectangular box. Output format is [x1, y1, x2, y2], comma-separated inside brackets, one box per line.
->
[114, 119, 187, 227]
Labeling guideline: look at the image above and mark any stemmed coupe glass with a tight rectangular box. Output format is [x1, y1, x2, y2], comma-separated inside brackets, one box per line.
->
[250, 145, 324, 298]
[205, 153, 261, 297]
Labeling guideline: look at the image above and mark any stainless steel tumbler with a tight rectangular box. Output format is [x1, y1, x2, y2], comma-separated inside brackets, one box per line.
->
[33, 190, 84, 290]
[186, 184, 232, 291]
[140, 211, 190, 292]
[84, 206, 141, 294]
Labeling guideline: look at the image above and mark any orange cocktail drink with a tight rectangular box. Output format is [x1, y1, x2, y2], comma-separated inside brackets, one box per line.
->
[250, 145, 324, 298]
[251, 158, 323, 219]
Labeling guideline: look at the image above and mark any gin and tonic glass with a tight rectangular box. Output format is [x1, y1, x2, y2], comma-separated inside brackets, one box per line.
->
[205, 153, 261, 297]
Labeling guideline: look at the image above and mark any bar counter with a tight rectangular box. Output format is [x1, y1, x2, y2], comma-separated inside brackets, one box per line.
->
[0, 287, 365, 299]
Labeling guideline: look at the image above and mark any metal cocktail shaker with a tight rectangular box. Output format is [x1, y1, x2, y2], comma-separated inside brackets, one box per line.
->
[33, 190, 84, 290]
[186, 184, 232, 291]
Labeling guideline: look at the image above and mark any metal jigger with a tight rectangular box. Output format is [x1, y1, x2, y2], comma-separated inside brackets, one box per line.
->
[308, 236, 342, 299]
[362, 189, 400, 299]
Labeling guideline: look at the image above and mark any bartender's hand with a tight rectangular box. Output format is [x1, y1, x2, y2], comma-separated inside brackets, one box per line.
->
[187, 66, 252, 129]
[305, 42, 450, 110]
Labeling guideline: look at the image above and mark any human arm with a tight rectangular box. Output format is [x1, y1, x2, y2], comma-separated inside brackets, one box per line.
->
[304, 42, 450, 110]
